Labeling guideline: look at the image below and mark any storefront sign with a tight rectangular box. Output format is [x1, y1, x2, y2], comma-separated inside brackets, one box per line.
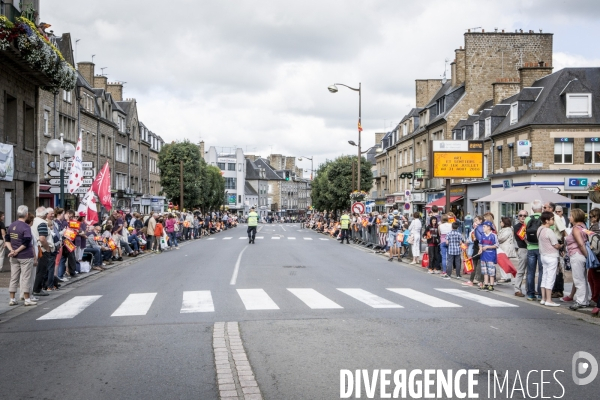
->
[394, 195, 404, 203]
[450, 187, 465, 196]
[517, 140, 530, 157]
[432, 141, 468, 152]
[432, 152, 483, 178]
[386, 196, 395, 204]
[565, 178, 589, 191]
[228, 194, 237, 205]
[218, 158, 237, 163]
[503, 179, 513, 189]
[0, 143, 14, 182]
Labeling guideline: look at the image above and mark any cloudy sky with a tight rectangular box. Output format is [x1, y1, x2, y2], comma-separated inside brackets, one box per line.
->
[45, 0, 600, 173]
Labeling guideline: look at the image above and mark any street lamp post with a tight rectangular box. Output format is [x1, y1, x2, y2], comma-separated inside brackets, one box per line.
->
[297, 156, 314, 180]
[328, 82, 362, 191]
[45, 133, 76, 208]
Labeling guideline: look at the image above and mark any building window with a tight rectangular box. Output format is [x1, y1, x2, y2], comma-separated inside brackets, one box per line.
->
[225, 177, 236, 189]
[584, 138, 600, 163]
[483, 155, 488, 178]
[473, 121, 479, 139]
[509, 145, 514, 167]
[436, 97, 445, 115]
[496, 146, 502, 170]
[227, 163, 236, 171]
[63, 90, 71, 103]
[554, 139, 573, 164]
[402, 124, 407, 136]
[217, 162, 226, 170]
[409, 147, 413, 164]
[484, 117, 491, 137]
[510, 102, 518, 125]
[567, 94, 592, 118]
[43, 110, 50, 136]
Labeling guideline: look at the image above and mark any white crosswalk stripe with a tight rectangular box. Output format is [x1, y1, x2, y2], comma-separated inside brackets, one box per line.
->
[288, 288, 343, 309]
[255, 236, 264, 240]
[271, 237, 280, 240]
[303, 237, 313, 241]
[435, 289, 518, 307]
[239, 237, 247, 239]
[38, 286, 523, 321]
[237, 289, 279, 310]
[223, 237, 232, 240]
[387, 288, 461, 308]
[181, 291, 214, 313]
[337, 288, 402, 308]
[319, 238, 328, 241]
[38, 295, 102, 320]
[112, 293, 157, 316]
[206, 238, 215, 240]
[288, 237, 296, 240]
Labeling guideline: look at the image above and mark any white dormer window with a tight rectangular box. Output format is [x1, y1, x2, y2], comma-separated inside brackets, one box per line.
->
[510, 102, 518, 125]
[473, 121, 479, 139]
[485, 117, 491, 137]
[567, 94, 592, 118]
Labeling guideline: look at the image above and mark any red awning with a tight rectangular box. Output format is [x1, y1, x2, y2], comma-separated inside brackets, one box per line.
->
[425, 196, 463, 209]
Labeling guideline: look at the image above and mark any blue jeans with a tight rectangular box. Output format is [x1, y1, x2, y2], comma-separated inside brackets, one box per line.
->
[168, 232, 178, 247]
[527, 249, 543, 297]
[440, 242, 448, 273]
[84, 247, 102, 266]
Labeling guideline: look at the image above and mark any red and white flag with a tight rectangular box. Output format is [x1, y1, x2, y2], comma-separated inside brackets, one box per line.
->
[67, 132, 84, 194]
[496, 247, 517, 276]
[92, 161, 112, 211]
[78, 188, 99, 225]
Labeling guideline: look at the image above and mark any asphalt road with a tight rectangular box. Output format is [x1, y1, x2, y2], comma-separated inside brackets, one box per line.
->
[0, 223, 598, 399]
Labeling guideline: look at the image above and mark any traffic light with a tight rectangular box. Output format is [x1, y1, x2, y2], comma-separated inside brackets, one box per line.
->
[285, 171, 290, 181]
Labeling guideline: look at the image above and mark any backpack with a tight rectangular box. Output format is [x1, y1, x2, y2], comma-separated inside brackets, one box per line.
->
[585, 230, 600, 268]
[391, 217, 400, 230]
[526, 215, 542, 243]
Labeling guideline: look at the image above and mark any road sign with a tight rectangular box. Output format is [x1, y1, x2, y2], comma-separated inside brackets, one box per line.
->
[82, 162, 94, 168]
[432, 152, 483, 179]
[404, 202, 411, 210]
[351, 202, 365, 214]
[48, 186, 90, 194]
[47, 161, 60, 169]
[83, 169, 96, 177]
[49, 178, 93, 186]
[541, 187, 561, 194]
[47, 170, 61, 177]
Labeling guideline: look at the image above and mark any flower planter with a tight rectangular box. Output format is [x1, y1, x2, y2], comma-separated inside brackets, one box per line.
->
[589, 191, 600, 204]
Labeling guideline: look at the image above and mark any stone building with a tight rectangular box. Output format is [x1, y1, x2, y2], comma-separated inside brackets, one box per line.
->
[375, 29, 554, 217]
[148, 129, 165, 212]
[206, 146, 246, 214]
[254, 158, 284, 216]
[244, 158, 269, 218]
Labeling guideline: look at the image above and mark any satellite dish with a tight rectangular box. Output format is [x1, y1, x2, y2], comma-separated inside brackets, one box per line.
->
[467, 108, 475, 116]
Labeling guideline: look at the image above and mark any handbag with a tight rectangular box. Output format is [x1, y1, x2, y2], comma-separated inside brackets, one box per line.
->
[396, 232, 404, 242]
[408, 234, 414, 244]
[379, 225, 388, 233]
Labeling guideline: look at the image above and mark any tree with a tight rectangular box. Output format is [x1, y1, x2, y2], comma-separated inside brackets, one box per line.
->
[158, 140, 203, 210]
[158, 141, 226, 212]
[311, 155, 373, 212]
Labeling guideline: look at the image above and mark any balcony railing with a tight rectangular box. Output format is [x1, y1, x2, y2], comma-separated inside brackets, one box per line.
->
[1, 2, 21, 23]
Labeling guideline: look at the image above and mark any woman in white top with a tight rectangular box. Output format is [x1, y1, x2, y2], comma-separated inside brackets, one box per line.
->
[537, 211, 562, 307]
[408, 212, 422, 264]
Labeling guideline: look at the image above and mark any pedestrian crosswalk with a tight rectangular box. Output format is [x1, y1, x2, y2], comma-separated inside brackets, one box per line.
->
[36, 287, 519, 320]
[206, 236, 326, 241]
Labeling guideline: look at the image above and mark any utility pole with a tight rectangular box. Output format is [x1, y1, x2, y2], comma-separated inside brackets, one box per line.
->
[351, 160, 355, 191]
[180, 160, 184, 211]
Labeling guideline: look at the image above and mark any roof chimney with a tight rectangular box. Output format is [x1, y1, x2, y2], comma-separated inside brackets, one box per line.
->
[77, 62, 95, 86]
[107, 82, 123, 101]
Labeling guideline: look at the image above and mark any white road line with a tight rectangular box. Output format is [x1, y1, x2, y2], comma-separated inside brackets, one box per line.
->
[435, 289, 519, 307]
[288, 237, 296, 240]
[206, 238, 215, 241]
[288, 288, 343, 309]
[37, 295, 102, 320]
[230, 246, 249, 285]
[237, 289, 280, 310]
[387, 288, 461, 308]
[239, 237, 247, 239]
[181, 291, 214, 313]
[303, 237, 313, 240]
[255, 236, 264, 240]
[223, 237, 232, 240]
[280, 225, 287, 232]
[337, 289, 402, 308]
[111, 293, 157, 316]
[271, 236, 280, 240]
[319, 238, 328, 241]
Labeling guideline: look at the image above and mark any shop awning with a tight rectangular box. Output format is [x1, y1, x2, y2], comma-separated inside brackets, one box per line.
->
[425, 196, 463, 209]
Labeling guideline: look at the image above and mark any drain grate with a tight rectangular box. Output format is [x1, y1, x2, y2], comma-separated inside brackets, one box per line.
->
[283, 265, 306, 268]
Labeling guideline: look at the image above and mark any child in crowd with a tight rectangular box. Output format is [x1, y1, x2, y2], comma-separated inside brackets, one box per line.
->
[478, 220, 498, 291]
[153, 218, 164, 253]
[444, 222, 463, 279]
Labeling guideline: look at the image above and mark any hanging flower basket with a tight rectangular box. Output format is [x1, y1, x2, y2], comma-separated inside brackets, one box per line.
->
[588, 180, 600, 203]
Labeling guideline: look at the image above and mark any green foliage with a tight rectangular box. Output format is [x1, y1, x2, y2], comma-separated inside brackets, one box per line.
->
[158, 140, 225, 211]
[311, 155, 373, 212]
